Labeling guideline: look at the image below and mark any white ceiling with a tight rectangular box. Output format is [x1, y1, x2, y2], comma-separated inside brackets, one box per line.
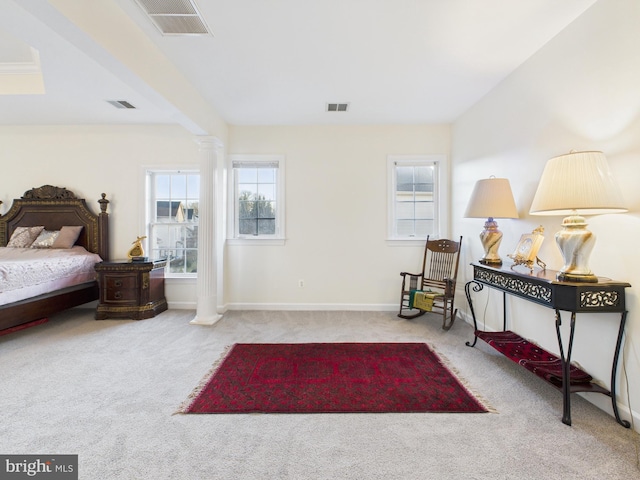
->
[0, 0, 599, 129]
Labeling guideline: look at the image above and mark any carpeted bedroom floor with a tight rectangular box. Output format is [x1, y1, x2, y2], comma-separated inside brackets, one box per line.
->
[0, 308, 638, 479]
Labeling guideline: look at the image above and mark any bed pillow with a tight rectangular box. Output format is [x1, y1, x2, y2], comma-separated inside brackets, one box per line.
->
[6, 226, 45, 248]
[31, 229, 60, 248]
[52, 225, 84, 249]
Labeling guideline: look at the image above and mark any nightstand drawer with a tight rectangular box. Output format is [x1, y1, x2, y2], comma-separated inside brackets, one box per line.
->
[104, 274, 137, 292]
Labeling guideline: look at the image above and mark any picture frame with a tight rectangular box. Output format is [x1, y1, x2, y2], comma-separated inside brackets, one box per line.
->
[508, 227, 545, 273]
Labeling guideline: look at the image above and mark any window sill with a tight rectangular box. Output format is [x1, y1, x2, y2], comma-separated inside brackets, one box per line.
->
[227, 237, 286, 246]
[164, 276, 197, 283]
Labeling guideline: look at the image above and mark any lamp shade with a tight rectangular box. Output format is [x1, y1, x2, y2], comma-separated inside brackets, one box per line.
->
[529, 151, 627, 216]
[464, 177, 519, 219]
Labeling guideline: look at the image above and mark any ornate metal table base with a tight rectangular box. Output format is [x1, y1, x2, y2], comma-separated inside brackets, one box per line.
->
[465, 263, 630, 428]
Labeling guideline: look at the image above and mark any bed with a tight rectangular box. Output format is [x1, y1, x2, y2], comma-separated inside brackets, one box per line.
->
[0, 185, 109, 332]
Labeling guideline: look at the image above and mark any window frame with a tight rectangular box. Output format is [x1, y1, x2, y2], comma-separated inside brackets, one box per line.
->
[227, 154, 286, 245]
[144, 167, 200, 278]
[387, 154, 448, 245]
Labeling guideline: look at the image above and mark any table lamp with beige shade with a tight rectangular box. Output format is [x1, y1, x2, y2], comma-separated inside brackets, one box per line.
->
[529, 150, 627, 283]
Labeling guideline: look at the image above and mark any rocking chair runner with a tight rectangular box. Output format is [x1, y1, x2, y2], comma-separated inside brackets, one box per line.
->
[398, 236, 462, 330]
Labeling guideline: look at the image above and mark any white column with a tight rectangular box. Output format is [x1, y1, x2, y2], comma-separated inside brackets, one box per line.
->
[190, 136, 223, 325]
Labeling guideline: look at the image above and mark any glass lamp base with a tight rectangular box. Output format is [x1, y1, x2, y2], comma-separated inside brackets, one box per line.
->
[479, 218, 504, 266]
[555, 214, 598, 283]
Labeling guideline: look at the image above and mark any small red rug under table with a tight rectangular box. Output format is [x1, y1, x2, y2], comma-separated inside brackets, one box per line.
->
[0, 318, 48, 338]
[179, 342, 489, 414]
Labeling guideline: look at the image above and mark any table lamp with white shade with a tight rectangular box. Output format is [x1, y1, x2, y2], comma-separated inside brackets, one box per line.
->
[529, 150, 627, 283]
[465, 177, 519, 266]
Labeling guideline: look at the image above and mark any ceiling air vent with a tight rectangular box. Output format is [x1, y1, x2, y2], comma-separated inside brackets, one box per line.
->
[107, 100, 136, 109]
[326, 103, 349, 112]
[133, 0, 211, 36]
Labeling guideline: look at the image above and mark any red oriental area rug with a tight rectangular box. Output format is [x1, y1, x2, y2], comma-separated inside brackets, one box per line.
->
[178, 343, 491, 414]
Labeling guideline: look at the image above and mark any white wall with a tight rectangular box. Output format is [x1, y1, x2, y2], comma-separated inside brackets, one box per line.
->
[0, 125, 203, 307]
[452, 0, 640, 427]
[226, 124, 450, 310]
[0, 123, 450, 311]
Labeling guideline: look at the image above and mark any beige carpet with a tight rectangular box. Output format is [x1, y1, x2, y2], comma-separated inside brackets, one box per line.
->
[0, 308, 638, 479]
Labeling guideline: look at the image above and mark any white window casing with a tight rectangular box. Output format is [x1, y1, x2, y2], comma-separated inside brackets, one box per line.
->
[387, 154, 448, 245]
[228, 154, 286, 245]
[145, 168, 200, 277]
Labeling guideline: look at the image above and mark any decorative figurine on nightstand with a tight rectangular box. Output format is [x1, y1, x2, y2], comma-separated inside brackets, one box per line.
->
[127, 235, 147, 261]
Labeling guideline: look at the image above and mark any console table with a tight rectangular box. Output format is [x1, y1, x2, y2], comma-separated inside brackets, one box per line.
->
[465, 262, 630, 427]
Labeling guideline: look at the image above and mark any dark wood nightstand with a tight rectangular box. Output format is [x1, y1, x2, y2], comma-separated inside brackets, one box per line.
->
[94, 259, 168, 320]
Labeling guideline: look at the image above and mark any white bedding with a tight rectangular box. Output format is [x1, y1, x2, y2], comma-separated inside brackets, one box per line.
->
[0, 246, 102, 306]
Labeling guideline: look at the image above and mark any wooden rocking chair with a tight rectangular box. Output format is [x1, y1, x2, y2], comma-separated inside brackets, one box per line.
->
[398, 236, 462, 330]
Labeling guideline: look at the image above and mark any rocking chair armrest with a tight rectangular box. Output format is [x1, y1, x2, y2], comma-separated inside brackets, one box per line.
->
[399, 272, 423, 279]
[399, 271, 423, 291]
[443, 277, 456, 296]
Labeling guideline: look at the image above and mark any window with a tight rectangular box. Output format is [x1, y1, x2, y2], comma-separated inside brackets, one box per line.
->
[388, 155, 447, 241]
[229, 155, 285, 243]
[146, 170, 199, 276]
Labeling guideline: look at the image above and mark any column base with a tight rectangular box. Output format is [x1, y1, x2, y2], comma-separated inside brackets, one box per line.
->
[190, 314, 223, 326]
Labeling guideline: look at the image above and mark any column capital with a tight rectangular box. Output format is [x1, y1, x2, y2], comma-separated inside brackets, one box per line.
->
[194, 135, 223, 149]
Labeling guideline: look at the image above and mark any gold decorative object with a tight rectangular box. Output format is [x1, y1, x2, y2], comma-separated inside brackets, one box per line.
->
[127, 235, 147, 259]
[508, 226, 546, 274]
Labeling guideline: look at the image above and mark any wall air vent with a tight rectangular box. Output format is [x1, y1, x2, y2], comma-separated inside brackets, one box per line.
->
[132, 0, 212, 36]
[107, 100, 136, 109]
[326, 103, 349, 112]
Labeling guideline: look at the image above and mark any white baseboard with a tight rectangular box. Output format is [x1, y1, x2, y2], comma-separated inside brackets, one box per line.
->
[166, 301, 197, 310]
[226, 302, 398, 312]
[578, 391, 640, 433]
[166, 301, 399, 313]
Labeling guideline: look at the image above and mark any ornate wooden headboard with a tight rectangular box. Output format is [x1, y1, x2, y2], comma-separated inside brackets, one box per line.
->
[0, 185, 110, 260]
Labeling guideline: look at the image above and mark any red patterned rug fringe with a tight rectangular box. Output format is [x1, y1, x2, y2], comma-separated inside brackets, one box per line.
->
[177, 342, 493, 414]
